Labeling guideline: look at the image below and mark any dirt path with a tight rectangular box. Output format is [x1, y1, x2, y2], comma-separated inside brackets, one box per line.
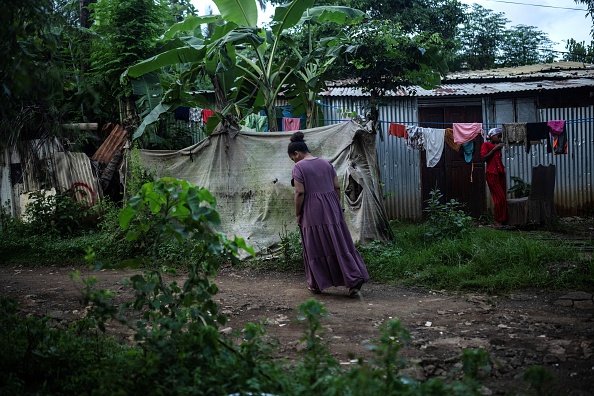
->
[1, 264, 593, 395]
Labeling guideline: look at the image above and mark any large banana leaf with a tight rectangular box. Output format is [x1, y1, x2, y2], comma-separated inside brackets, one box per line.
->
[212, 0, 258, 27]
[131, 74, 163, 117]
[299, 6, 364, 25]
[133, 102, 174, 140]
[271, 0, 315, 36]
[123, 45, 207, 80]
[163, 15, 222, 41]
[207, 26, 264, 54]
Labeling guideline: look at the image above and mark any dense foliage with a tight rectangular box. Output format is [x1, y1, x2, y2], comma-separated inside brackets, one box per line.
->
[88, 0, 170, 121]
[0, 0, 72, 146]
[2, 178, 574, 395]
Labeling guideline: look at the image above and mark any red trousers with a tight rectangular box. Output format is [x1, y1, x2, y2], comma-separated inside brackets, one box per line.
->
[486, 172, 507, 223]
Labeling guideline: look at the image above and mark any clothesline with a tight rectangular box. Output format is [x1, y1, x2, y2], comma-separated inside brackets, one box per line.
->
[323, 118, 592, 126]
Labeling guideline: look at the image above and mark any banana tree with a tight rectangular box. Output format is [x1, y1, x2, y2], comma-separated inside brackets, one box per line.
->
[124, 0, 364, 137]
[283, 6, 365, 129]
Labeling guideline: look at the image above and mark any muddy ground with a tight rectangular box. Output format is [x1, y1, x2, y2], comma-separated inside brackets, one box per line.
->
[1, 218, 593, 395]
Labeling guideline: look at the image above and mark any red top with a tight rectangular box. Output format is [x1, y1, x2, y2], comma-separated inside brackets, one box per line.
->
[480, 142, 505, 174]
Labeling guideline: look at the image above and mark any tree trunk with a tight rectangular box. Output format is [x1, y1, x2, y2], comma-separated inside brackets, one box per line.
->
[79, 0, 96, 28]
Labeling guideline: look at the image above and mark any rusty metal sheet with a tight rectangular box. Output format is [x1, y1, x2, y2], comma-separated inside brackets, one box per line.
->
[92, 123, 128, 163]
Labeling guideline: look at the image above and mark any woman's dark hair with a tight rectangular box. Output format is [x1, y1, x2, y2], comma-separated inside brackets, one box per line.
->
[287, 131, 309, 154]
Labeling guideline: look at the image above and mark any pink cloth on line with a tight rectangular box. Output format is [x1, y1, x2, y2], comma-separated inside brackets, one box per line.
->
[453, 123, 483, 144]
[547, 120, 565, 135]
[283, 118, 301, 132]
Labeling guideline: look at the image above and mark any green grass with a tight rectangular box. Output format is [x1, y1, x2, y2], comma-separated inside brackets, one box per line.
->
[2, 219, 592, 293]
[358, 222, 593, 293]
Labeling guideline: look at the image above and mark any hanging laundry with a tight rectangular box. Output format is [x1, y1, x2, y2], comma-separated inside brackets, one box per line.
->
[452, 123, 482, 144]
[421, 128, 445, 168]
[502, 123, 526, 146]
[553, 134, 568, 155]
[389, 123, 407, 138]
[405, 126, 425, 150]
[444, 128, 460, 152]
[461, 141, 475, 164]
[189, 107, 202, 123]
[174, 106, 190, 121]
[243, 114, 268, 132]
[547, 120, 568, 155]
[547, 120, 565, 134]
[525, 122, 552, 153]
[202, 109, 214, 123]
[283, 118, 301, 132]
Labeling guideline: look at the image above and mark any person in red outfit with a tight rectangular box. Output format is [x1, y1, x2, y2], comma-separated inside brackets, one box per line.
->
[481, 128, 507, 228]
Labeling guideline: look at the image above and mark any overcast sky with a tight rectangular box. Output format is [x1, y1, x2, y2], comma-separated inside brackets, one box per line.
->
[194, 0, 593, 56]
[458, 0, 592, 55]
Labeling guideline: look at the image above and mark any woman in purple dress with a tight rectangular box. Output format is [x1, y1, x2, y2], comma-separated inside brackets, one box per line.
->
[288, 132, 370, 296]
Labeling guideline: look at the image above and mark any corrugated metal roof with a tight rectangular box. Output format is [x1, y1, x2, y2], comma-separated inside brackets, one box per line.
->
[322, 78, 594, 97]
[91, 123, 128, 163]
[445, 61, 594, 80]
[415, 78, 594, 96]
[322, 62, 594, 98]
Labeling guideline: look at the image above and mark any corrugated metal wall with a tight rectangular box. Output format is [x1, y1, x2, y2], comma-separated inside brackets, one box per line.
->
[485, 100, 594, 215]
[322, 97, 594, 219]
[321, 97, 422, 219]
[538, 106, 593, 215]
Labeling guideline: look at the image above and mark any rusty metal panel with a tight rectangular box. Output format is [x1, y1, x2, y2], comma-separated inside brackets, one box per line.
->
[53, 152, 101, 207]
[92, 124, 128, 163]
[446, 62, 594, 80]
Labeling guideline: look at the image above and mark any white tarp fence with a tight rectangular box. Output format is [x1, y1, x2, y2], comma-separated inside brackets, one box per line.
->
[138, 121, 392, 254]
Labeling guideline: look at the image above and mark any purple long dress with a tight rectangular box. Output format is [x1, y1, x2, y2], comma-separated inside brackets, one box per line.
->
[292, 158, 370, 291]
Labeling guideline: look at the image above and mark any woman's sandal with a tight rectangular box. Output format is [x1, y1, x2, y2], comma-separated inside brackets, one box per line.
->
[348, 280, 365, 297]
[308, 287, 321, 295]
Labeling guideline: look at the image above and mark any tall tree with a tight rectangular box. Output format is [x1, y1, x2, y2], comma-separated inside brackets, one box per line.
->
[499, 25, 556, 67]
[88, 0, 169, 122]
[271, 0, 465, 65]
[0, 0, 69, 147]
[456, 4, 509, 70]
[341, 19, 446, 129]
[563, 38, 594, 62]
[125, 0, 366, 135]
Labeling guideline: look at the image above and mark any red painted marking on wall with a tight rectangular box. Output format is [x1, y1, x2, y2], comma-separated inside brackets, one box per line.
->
[70, 182, 96, 207]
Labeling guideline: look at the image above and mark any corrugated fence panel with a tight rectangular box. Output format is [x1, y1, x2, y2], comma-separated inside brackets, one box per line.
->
[541, 106, 593, 215]
[0, 148, 17, 216]
[53, 152, 101, 207]
[320, 97, 421, 219]
[377, 99, 421, 220]
[502, 106, 593, 215]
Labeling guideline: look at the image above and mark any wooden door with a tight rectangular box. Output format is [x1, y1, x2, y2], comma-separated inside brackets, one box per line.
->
[419, 106, 486, 218]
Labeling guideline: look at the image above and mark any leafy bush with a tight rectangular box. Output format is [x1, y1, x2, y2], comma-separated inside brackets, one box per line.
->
[423, 188, 473, 240]
[508, 176, 531, 198]
[2, 179, 553, 394]
[23, 189, 96, 236]
[278, 224, 303, 266]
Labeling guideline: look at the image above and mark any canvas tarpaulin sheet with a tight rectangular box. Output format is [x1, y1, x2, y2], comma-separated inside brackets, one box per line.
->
[138, 121, 392, 254]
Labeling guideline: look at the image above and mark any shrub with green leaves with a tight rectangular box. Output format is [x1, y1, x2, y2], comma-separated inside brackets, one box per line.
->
[23, 189, 95, 236]
[508, 176, 531, 198]
[424, 188, 473, 240]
